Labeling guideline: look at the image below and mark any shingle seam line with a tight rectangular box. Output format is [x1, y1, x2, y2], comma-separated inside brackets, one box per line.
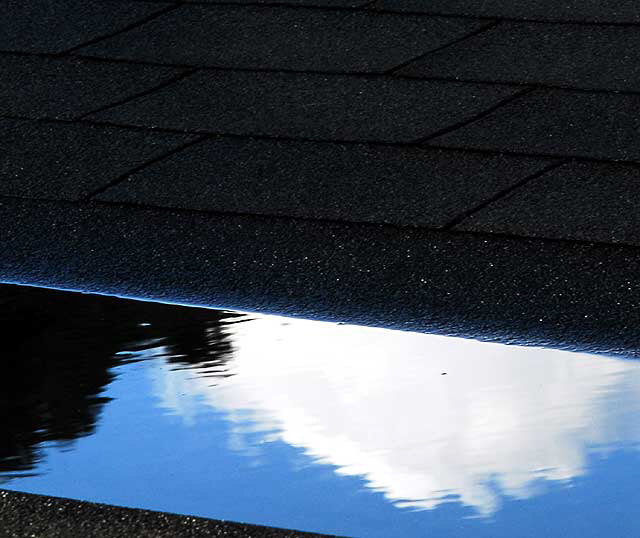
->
[10, 194, 636, 253]
[364, 7, 640, 27]
[422, 142, 640, 167]
[77, 68, 199, 119]
[104, 0, 375, 13]
[79, 0, 640, 26]
[65, 51, 640, 96]
[384, 20, 500, 75]
[102, 0, 436, 15]
[442, 160, 571, 229]
[396, 73, 640, 97]
[414, 87, 536, 144]
[82, 135, 210, 201]
[5, 114, 640, 168]
[4, 49, 640, 97]
[199, 0, 375, 9]
[56, 4, 183, 56]
[1, 187, 640, 252]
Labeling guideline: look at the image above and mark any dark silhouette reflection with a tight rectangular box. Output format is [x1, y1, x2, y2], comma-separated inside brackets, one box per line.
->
[0, 284, 242, 476]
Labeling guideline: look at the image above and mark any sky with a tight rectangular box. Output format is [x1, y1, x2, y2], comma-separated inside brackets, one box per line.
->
[6, 313, 640, 537]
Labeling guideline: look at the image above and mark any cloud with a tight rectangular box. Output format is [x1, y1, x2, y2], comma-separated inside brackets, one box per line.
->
[152, 316, 640, 515]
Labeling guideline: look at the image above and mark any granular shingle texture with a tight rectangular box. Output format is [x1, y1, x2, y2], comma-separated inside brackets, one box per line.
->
[370, 0, 640, 23]
[81, 6, 484, 73]
[0, 119, 196, 200]
[455, 162, 640, 246]
[2, 0, 640, 341]
[0, 0, 170, 54]
[431, 89, 640, 161]
[3, 0, 640, 321]
[398, 22, 640, 93]
[0, 490, 339, 538]
[3, 196, 640, 358]
[96, 137, 554, 227]
[0, 54, 183, 120]
[90, 70, 520, 142]
[150, 0, 370, 5]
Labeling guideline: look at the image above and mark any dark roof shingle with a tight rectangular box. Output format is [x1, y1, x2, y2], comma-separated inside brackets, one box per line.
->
[80, 5, 485, 73]
[398, 22, 640, 93]
[0, 119, 196, 200]
[0, 55, 184, 120]
[95, 137, 554, 227]
[0, 0, 170, 54]
[89, 70, 521, 142]
[370, 0, 640, 23]
[431, 89, 640, 161]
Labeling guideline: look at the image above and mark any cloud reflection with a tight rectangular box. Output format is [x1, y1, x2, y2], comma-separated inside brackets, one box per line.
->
[153, 316, 640, 516]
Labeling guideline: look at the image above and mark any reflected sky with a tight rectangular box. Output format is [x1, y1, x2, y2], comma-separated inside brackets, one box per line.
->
[2, 284, 640, 537]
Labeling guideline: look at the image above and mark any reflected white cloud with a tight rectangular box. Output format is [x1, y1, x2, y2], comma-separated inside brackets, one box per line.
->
[151, 316, 640, 515]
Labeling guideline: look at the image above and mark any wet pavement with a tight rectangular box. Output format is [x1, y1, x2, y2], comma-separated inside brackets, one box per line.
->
[2, 284, 640, 537]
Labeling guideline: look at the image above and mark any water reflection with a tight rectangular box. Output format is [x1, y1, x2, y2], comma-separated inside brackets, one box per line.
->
[0, 284, 239, 477]
[2, 284, 640, 535]
[152, 316, 640, 516]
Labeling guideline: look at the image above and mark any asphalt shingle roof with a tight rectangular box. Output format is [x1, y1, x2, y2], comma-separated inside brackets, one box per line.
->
[2, 1, 640, 354]
[431, 89, 640, 161]
[1, 1, 169, 54]
[372, 0, 640, 23]
[81, 6, 486, 73]
[89, 70, 521, 142]
[0, 119, 196, 200]
[456, 162, 640, 246]
[397, 22, 640, 92]
[1, 54, 183, 119]
[0, 490, 337, 538]
[95, 139, 554, 227]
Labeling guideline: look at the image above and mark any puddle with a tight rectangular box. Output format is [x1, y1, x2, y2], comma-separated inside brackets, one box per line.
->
[1, 284, 639, 537]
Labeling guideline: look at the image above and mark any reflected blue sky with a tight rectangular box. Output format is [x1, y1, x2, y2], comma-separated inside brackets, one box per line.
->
[3, 304, 640, 537]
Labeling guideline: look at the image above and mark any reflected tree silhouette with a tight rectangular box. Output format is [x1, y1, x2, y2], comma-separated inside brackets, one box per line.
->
[0, 284, 241, 476]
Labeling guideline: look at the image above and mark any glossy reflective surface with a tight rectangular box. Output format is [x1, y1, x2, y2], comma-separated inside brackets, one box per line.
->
[1, 284, 639, 537]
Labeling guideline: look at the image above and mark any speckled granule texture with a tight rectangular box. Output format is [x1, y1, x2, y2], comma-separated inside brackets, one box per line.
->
[455, 162, 640, 246]
[2, 197, 640, 357]
[369, 0, 640, 23]
[0, 118, 195, 200]
[397, 22, 640, 93]
[89, 70, 520, 142]
[0, 1, 167, 54]
[0, 490, 340, 537]
[95, 138, 554, 227]
[0, 55, 183, 120]
[80, 6, 485, 73]
[430, 89, 640, 161]
[2, 3, 640, 357]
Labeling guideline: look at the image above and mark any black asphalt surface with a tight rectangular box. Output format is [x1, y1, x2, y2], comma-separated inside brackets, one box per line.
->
[82, 7, 485, 73]
[90, 71, 520, 142]
[96, 139, 555, 227]
[0, 119, 196, 200]
[0, 490, 339, 538]
[398, 22, 640, 92]
[1, 1, 167, 54]
[372, 0, 640, 23]
[431, 89, 640, 161]
[3, 196, 640, 358]
[456, 162, 640, 246]
[3, 1, 640, 535]
[1, 55, 183, 119]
